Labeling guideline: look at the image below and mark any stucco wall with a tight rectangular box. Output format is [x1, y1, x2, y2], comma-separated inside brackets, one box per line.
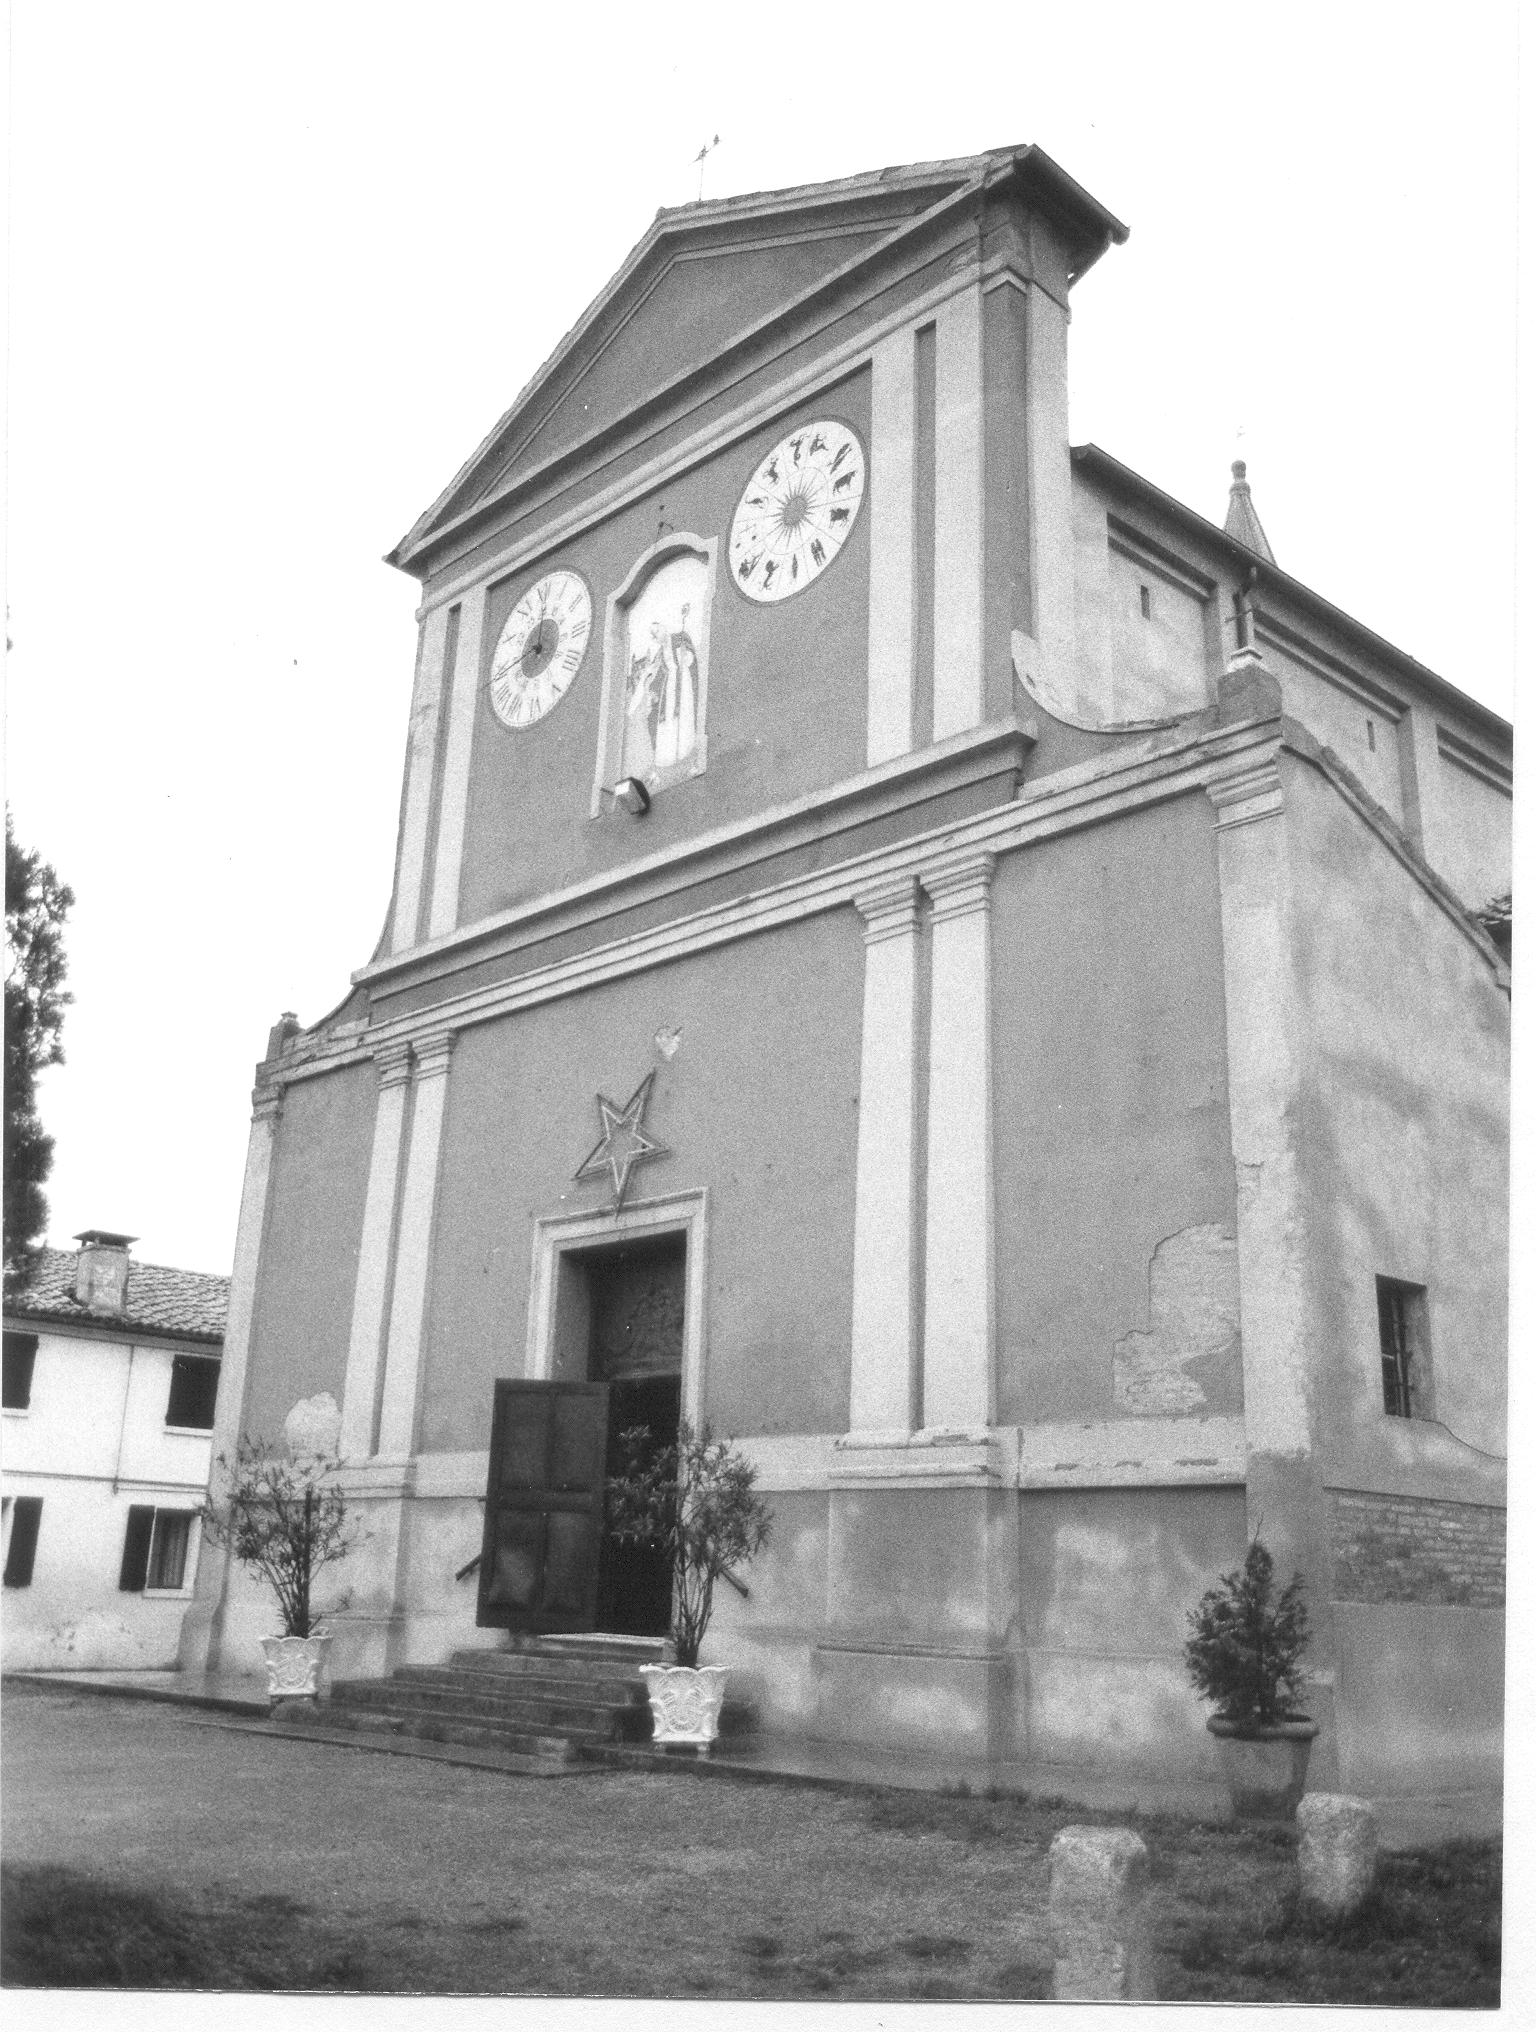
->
[454, 371, 873, 924]
[428, 229, 982, 600]
[1285, 755, 1508, 1482]
[1263, 643, 1408, 824]
[2, 1325, 215, 1670]
[1434, 747, 1512, 907]
[242, 1064, 376, 1442]
[1018, 1484, 1246, 1776]
[1, 1476, 205, 1671]
[1283, 752, 1506, 1795]
[420, 908, 864, 1453]
[1070, 487, 1213, 727]
[991, 795, 1238, 1425]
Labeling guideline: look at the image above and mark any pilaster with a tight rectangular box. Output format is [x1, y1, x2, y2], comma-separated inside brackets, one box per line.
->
[338, 1040, 415, 1461]
[866, 329, 917, 765]
[428, 583, 489, 940]
[179, 1084, 283, 1674]
[1396, 703, 1447, 877]
[1020, 281, 1075, 713]
[920, 850, 996, 1431]
[932, 286, 985, 739]
[375, 1030, 455, 1461]
[1206, 748, 1340, 1783]
[846, 875, 922, 1440]
[390, 605, 452, 954]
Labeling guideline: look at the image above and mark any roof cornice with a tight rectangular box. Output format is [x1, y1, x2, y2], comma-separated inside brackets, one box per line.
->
[1072, 443, 1512, 741]
[388, 145, 1127, 578]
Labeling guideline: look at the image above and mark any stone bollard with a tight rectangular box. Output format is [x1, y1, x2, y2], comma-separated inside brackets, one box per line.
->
[1296, 1793, 1378, 1918]
[1048, 1826, 1156, 2001]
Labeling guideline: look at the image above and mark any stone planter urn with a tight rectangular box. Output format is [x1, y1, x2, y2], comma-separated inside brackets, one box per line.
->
[1207, 1717, 1318, 1819]
[640, 1663, 728, 1752]
[260, 1631, 332, 1705]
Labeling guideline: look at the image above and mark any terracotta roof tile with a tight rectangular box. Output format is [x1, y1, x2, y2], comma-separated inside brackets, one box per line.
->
[5, 1247, 228, 1344]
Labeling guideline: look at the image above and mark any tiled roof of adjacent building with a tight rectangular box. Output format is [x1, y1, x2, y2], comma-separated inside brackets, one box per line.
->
[5, 1248, 229, 1345]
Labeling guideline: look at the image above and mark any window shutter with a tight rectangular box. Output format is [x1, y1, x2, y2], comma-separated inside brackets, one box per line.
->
[2, 1333, 39, 1410]
[4, 1497, 43, 1587]
[166, 1355, 220, 1429]
[119, 1505, 155, 1591]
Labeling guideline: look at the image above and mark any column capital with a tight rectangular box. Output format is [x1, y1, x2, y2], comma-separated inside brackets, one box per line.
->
[412, 1030, 456, 1080]
[373, 1039, 415, 1090]
[250, 1085, 284, 1125]
[1206, 754, 1283, 831]
[853, 872, 921, 944]
[923, 850, 996, 923]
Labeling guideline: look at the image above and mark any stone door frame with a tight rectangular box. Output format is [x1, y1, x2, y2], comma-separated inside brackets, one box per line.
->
[524, 1188, 710, 1430]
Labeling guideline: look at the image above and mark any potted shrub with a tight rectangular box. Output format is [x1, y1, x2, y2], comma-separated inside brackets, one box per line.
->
[606, 1418, 771, 1752]
[1184, 1537, 1317, 1819]
[201, 1435, 360, 1706]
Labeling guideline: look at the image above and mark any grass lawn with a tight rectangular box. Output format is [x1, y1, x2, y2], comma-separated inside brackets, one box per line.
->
[2, 1774, 1500, 2005]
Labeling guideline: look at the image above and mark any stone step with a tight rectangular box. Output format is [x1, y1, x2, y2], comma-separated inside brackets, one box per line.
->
[474, 1633, 669, 1666]
[392, 1665, 648, 1711]
[309, 1700, 585, 1761]
[328, 1678, 636, 1737]
[420, 1655, 650, 1700]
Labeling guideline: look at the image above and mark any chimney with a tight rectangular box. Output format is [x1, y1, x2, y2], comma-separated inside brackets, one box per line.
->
[73, 1230, 137, 1315]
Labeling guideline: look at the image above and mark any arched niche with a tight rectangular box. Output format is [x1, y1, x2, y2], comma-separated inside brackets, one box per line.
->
[590, 533, 717, 818]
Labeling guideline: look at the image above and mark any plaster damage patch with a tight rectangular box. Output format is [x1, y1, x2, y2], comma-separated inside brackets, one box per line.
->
[1114, 1224, 1241, 1416]
[284, 1391, 343, 1460]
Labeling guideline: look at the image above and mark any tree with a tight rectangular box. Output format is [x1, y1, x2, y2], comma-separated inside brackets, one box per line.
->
[200, 1437, 360, 1638]
[606, 1419, 771, 1668]
[5, 814, 74, 1295]
[1183, 1539, 1310, 1733]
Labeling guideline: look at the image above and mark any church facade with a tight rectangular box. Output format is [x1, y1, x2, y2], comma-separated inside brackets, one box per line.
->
[184, 147, 1510, 1801]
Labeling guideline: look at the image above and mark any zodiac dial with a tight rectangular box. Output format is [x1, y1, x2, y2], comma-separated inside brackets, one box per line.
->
[488, 569, 592, 729]
[728, 420, 866, 603]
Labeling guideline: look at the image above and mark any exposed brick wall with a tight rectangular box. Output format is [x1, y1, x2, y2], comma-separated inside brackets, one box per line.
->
[1329, 1490, 1505, 1609]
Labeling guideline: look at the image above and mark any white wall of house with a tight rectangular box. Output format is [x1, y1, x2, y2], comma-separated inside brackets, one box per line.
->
[2, 1325, 217, 1670]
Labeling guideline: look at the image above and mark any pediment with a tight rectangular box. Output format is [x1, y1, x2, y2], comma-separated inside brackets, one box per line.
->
[494, 226, 891, 486]
[390, 147, 1127, 577]
[389, 164, 979, 574]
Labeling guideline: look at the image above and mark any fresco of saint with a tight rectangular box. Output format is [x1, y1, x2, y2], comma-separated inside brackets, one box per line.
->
[620, 558, 706, 788]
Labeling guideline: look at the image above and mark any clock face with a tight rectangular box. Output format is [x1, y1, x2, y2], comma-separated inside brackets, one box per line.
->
[728, 419, 866, 603]
[488, 569, 592, 729]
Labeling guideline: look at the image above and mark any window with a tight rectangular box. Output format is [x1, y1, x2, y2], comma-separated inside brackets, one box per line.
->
[1377, 1277, 1431, 1418]
[3, 1496, 43, 1587]
[119, 1506, 195, 1592]
[3, 1332, 38, 1410]
[165, 1354, 219, 1430]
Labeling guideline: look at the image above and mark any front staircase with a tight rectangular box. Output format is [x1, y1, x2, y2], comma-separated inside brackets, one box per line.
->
[312, 1634, 666, 1769]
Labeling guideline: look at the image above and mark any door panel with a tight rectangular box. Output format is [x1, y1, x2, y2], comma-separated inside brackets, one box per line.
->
[477, 1380, 609, 1633]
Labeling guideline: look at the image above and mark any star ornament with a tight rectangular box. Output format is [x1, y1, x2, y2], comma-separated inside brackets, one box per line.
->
[574, 1071, 667, 1207]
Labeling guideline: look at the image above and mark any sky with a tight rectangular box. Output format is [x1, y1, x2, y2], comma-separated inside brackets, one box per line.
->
[4, 0, 1524, 1277]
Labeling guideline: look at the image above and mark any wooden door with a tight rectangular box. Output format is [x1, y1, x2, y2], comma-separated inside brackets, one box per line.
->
[476, 1380, 609, 1633]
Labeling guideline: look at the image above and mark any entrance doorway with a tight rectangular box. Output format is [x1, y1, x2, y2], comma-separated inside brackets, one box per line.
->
[478, 1211, 699, 1641]
[568, 1231, 685, 1637]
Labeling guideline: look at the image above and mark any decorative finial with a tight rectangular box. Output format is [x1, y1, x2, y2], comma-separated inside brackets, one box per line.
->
[1223, 458, 1275, 565]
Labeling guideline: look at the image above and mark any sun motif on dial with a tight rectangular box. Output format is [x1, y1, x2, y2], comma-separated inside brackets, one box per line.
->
[728, 419, 865, 604]
[488, 569, 592, 730]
